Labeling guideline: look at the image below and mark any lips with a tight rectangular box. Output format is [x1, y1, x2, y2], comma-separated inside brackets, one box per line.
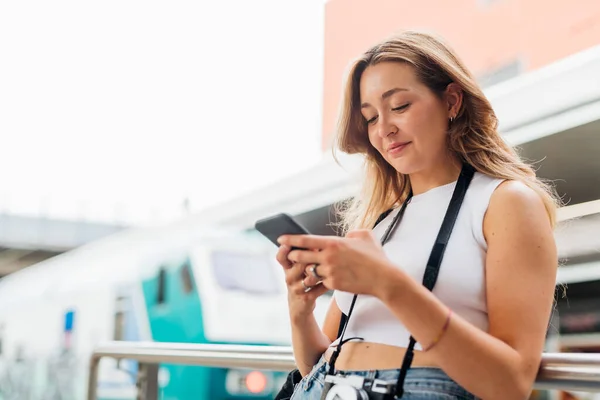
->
[387, 141, 411, 154]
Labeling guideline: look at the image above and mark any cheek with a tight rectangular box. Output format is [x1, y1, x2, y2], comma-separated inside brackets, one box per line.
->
[367, 130, 382, 151]
[406, 106, 447, 146]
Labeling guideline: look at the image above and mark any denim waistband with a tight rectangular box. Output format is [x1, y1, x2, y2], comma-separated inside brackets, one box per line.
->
[300, 355, 477, 399]
[316, 355, 449, 380]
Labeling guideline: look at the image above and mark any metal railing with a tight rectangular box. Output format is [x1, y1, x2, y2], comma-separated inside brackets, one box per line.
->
[88, 341, 600, 399]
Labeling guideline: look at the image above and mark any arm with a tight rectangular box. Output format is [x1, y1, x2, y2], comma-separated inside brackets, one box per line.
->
[322, 295, 344, 342]
[290, 295, 341, 376]
[375, 181, 557, 400]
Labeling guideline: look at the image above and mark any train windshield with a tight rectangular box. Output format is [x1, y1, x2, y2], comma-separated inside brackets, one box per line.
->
[210, 251, 281, 295]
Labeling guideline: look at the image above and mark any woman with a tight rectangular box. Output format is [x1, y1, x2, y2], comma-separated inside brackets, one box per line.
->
[276, 31, 559, 400]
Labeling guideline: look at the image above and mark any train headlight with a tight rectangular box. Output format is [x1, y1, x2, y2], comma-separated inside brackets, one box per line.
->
[245, 371, 267, 393]
[225, 369, 272, 395]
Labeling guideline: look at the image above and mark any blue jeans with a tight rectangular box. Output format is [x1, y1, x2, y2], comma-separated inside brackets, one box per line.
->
[290, 356, 477, 400]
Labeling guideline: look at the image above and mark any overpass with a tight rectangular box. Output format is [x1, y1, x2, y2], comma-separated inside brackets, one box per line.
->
[0, 213, 124, 277]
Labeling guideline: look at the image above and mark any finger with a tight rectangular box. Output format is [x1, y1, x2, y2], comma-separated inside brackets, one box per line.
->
[276, 245, 293, 269]
[303, 273, 320, 288]
[284, 262, 307, 287]
[305, 282, 329, 299]
[278, 234, 333, 250]
[303, 265, 324, 287]
[288, 249, 321, 265]
[293, 277, 315, 295]
[304, 264, 324, 280]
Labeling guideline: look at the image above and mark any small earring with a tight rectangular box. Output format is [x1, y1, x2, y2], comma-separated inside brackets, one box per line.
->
[449, 116, 454, 123]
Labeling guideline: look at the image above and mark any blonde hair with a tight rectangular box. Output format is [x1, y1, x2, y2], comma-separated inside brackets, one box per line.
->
[334, 30, 560, 233]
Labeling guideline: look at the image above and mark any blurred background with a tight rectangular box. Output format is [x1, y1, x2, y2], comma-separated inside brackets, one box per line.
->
[0, 0, 599, 399]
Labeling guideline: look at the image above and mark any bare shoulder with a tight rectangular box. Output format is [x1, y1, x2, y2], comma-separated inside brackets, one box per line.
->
[487, 179, 549, 222]
[490, 179, 545, 210]
[484, 180, 553, 243]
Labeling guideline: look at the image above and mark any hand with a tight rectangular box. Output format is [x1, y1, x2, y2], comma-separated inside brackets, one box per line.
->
[279, 230, 396, 296]
[275, 244, 329, 321]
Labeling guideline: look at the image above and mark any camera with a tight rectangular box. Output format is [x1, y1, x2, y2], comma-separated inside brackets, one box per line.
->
[320, 373, 397, 400]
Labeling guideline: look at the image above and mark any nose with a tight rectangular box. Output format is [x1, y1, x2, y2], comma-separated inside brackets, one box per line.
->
[377, 116, 397, 139]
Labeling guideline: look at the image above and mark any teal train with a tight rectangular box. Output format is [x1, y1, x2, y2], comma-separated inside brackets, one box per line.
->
[0, 222, 318, 399]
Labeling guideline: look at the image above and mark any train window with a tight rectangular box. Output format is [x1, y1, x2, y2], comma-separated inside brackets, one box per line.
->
[157, 267, 167, 304]
[180, 261, 194, 294]
[211, 251, 281, 295]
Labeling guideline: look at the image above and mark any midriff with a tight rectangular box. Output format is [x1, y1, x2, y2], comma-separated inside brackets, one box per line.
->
[323, 341, 440, 371]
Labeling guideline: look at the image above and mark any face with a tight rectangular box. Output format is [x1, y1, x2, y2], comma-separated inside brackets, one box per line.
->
[359, 62, 458, 175]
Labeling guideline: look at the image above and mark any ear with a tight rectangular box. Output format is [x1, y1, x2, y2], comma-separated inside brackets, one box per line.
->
[445, 83, 463, 119]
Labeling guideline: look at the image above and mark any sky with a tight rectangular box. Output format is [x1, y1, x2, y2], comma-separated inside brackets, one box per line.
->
[0, 0, 325, 226]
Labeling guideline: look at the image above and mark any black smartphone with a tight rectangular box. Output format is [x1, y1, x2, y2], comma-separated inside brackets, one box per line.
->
[254, 213, 310, 249]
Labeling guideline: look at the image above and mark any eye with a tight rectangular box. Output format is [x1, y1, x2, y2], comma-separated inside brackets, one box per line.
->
[392, 103, 410, 112]
[364, 115, 378, 125]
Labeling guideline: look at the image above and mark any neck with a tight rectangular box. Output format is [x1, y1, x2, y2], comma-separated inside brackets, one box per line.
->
[408, 156, 462, 196]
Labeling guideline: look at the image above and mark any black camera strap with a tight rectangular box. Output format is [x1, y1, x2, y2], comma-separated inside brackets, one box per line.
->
[329, 164, 475, 398]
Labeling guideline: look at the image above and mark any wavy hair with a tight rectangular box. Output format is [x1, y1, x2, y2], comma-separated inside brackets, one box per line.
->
[334, 30, 560, 233]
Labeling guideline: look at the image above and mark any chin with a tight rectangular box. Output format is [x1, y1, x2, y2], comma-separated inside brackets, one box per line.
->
[389, 158, 421, 175]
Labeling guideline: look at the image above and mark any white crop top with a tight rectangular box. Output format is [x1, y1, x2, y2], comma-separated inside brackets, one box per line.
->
[334, 172, 505, 350]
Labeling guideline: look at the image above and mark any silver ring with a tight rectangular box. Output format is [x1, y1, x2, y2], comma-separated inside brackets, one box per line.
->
[301, 278, 312, 292]
[309, 264, 322, 280]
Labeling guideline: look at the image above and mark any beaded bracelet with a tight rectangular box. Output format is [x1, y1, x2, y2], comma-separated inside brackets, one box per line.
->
[423, 309, 453, 352]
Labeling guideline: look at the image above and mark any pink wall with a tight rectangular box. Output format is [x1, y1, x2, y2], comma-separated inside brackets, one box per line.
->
[321, 0, 600, 149]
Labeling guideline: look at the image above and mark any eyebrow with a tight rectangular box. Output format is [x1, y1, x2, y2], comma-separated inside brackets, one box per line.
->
[361, 87, 408, 109]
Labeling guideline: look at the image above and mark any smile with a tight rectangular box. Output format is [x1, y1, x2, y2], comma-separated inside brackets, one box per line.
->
[387, 142, 411, 155]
